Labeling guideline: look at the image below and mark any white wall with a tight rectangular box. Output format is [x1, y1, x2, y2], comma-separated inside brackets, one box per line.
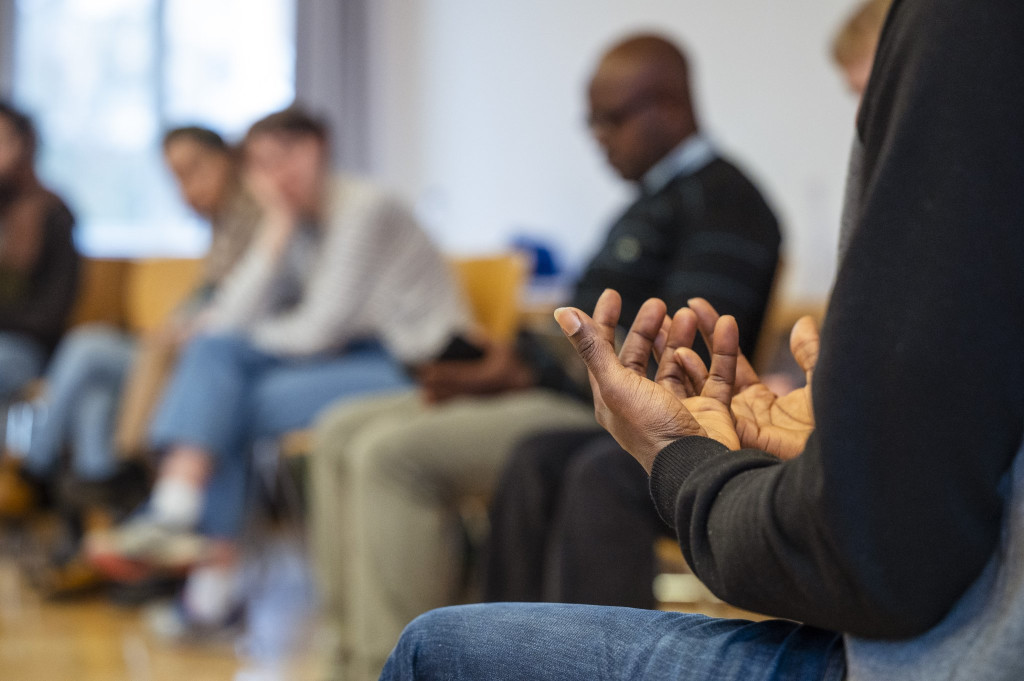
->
[365, 0, 861, 301]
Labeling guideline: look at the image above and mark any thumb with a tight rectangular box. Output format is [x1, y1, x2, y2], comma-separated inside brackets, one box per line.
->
[790, 316, 820, 377]
[554, 306, 624, 386]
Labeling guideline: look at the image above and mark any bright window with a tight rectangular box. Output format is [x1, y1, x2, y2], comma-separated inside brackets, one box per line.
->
[13, 0, 295, 256]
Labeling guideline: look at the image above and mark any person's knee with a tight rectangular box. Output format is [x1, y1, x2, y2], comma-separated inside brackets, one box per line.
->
[311, 401, 371, 457]
[51, 325, 126, 376]
[384, 606, 472, 678]
[178, 332, 249, 366]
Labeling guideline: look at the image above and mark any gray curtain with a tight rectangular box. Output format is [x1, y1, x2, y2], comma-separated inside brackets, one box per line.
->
[294, 0, 371, 172]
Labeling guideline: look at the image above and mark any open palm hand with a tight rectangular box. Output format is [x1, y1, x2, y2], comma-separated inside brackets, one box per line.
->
[687, 299, 819, 460]
[554, 290, 741, 473]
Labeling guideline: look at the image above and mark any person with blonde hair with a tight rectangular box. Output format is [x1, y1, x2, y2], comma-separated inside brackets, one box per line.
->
[832, 0, 893, 94]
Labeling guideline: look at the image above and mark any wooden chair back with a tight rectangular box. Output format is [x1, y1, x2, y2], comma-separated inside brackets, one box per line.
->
[449, 253, 529, 341]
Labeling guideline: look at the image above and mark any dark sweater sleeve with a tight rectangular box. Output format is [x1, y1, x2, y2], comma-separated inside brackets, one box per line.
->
[650, 0, 1024, 640]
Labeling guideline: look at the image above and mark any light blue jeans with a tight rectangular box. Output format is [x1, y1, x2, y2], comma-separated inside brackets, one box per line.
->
[380, 603, 845, 681]
[149, 333, 411, 539]
[0, 331, 47, 401]
[24, 324, 135, 481]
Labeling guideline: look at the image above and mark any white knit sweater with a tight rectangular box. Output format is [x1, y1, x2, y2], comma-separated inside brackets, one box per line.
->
[207, 175, 471, 364]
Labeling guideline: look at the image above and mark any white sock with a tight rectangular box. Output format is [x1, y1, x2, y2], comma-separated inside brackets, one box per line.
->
[149, 477, 203, 529]
[184, 563, 242, 625]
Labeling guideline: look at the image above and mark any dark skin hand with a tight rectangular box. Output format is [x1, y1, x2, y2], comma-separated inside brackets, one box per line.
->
[687, 298, 818, 460]
[417, 337, 536, 404]
[554, 289, 740, 472]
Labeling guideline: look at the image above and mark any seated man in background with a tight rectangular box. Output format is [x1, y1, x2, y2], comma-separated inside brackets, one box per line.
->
[90, 106, 474, 634]
[309, 33, 780, 681]
[0, 101, 78, 403]
[0, 127, 259, 593]
[381, 2, 1024, 680]
[482, 0, 893, 611]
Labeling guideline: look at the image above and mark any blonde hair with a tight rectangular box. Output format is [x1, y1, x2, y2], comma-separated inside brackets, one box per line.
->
[831, 0, 894, 67]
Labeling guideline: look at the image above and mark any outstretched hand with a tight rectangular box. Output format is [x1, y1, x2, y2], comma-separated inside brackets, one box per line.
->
[554, 290, 741, 473]
[688, 298, 818, 459]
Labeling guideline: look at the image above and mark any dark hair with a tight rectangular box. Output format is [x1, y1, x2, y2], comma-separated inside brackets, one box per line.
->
[0, 101, 38, 159]
[245, 106, 329, 145]
[162, 126, 228, 152]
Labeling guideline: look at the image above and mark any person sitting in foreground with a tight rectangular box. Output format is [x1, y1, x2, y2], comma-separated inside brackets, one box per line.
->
[381, 2, 1024, 680]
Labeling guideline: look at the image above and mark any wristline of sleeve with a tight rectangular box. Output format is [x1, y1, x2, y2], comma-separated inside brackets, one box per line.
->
[649, 436, 729, 528]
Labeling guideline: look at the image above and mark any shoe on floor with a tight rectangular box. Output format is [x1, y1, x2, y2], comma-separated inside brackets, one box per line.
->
[32, 554, 106, 600]
[85, 514, 209, 582]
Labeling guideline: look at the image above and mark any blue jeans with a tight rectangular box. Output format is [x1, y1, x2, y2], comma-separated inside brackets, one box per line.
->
[24, 324, 136, 481]
[381, 603, 845, 681]
[149, 333, 411, 538]
[0, 331, 46, 401]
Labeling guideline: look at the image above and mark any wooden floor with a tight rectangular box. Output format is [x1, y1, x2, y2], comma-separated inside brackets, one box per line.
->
[0, 525, 760, 681]
[0, 555, 322, 681]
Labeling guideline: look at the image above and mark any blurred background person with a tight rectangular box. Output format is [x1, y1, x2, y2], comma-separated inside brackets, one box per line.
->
[88, 106, 474, 638]
[483, 0, 894, 614]
[0, 101, 78, 403]
[0, 100, 78, 523]
[0, 127, 260, 597]
[483, 32, 783, 613]
[832, 0, 893, 95]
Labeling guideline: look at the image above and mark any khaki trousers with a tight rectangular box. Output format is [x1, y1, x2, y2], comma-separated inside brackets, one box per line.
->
[309, 388, 595, 681]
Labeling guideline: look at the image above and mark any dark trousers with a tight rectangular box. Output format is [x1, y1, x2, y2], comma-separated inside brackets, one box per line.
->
[484, 427, 672, 609]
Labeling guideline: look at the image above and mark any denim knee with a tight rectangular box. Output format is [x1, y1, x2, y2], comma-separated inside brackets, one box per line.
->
[383, 606, 465, 678]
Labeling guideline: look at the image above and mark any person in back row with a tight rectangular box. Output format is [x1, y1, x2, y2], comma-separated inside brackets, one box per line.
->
[832, 0, 893, 95]
[89, 106, 473, 632]
[308, 33, 781, 681]
[0, 127, 259, 582]
[481, 0, 893, 611]
[0, 101, 78, 403]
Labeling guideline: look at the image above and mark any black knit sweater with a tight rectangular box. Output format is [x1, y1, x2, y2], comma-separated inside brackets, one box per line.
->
[650, 0, 1024, 640]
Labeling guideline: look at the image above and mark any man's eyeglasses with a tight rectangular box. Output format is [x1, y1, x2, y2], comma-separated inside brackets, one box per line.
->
[586, 94, 661, 132]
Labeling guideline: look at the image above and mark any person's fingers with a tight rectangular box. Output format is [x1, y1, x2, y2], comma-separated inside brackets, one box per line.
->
[654, 308, 699, 399]
[591, 289, 622, 347]
[666, 307, 698, 354]
[790, 316, 820, 378]
[702, 315, 739, 406]
[673, 347, 709, 395]
[652, 314, 673, 363]
[688, 297, 759, 390]
[686, 297, 719, 344]
[554, 299, 627, 391]
[619, 298, 668, 376]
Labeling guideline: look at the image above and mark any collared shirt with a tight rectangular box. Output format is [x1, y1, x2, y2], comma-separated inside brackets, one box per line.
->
[640, 133, 716, 195]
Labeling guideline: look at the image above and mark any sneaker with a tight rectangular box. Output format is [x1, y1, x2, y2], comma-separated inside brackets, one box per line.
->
[85, 514, 209, 582]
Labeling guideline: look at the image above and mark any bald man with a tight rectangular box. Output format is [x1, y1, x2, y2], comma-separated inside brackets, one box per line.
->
[308, 34, 780, 681]
[483, 34, 781, 611]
